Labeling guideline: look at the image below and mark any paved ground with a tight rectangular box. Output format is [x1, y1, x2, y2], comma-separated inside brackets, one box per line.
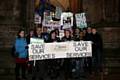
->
[0, 48, 120, 80]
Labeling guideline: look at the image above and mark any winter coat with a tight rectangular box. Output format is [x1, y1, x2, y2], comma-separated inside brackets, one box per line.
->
[15, 37, 28, 59]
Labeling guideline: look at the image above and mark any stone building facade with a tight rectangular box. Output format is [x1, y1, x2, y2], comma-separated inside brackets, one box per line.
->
[0, 0, 120, 48]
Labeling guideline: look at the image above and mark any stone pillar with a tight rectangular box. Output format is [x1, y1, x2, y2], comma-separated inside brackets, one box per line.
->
[26, 0, 35, 32]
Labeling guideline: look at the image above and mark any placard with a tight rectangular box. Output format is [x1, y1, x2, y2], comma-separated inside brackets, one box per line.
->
[29, 41, 92, 61]
[61, 12, 73, 29]
[75, 13, 87, 28]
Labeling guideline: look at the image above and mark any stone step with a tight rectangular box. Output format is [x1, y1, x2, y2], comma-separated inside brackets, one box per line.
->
[0, 68, 14, 75]
[105, 58, 120, 67]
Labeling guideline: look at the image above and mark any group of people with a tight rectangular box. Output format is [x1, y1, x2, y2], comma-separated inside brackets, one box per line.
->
[12, 25, 103, 80]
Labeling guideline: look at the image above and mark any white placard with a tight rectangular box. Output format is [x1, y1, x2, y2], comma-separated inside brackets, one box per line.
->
[30, 38, 44, 44]
[55, 7, 62, 19]
[29, 41, 92, 61]
[34, 13, 41, 24]
[42, 11, 61, 28]
[61, 12, 73, 29]
[75, 13, 87, 28]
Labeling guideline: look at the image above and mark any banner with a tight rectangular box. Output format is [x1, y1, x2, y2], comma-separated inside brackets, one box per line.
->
[29, 41, 92, 61]
[75, 13, 87, 28]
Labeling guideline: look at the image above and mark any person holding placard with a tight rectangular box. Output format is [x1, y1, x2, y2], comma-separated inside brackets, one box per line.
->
[74, 28, 81, 40]
[61, 29, 72, 80]
[47, 30, 61, 79]
[31, 26, 45, 80]
[71, 30, 86, 79]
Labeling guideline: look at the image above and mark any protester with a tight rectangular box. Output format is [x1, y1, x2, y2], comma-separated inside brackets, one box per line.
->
[85, 27, 93, 41]
[71, 30, 87, 79]
[83, 28, 87, 37]
[54, 28, 60, 38]
[34, 26, 43, 38]
[62, 29, 72, 41]
[47, 30, 61, 79]
[14, 29, 28, 80]
[31, 26, 45, 80]
[26, 29, 34, 44]
[84, 27, 93, 74]
[74, 30, 84, 41]
[61, 29, 72, 80]
[92, 28, 103, 74]
[74, 28, 80, 39]
[48, 30, 60, 42]
[41, 27, 49, 42]
[26, 29, 35, 74]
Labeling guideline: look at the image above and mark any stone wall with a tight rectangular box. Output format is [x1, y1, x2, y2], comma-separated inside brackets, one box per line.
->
[0, 24, 22, 48]
[97, 27, 120, 49]
[83, 0, 119, 24]
[0, 0, 24, 48]
[0, 0, 120, 48]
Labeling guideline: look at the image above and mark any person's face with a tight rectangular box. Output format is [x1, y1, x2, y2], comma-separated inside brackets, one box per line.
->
[55, 29, 59, 36]
[75, 28, 80, 34]
[51, 32, 56, 39]
[83, 30, 86, 34]
[30, 30, 34, 37]
[92, 28, 97, 34]
[87, 27, 92, 33]
[43, 27, 47, 33]
[80, 32, 84, 37]
[65, 30, 70, 37]
[19, 31, 25, 38]
[36, 27, 42, 35]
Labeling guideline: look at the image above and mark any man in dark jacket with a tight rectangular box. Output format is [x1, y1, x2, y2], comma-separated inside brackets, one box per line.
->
[92, 28, 103, 73]
[84, 27, 93, 74]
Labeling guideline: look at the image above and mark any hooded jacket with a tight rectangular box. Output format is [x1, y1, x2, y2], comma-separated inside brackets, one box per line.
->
[15, 37, 28, 59]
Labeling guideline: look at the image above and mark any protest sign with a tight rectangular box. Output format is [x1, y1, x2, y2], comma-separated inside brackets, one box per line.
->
[29, 41, 92, 61]
[30, 38, 44, 44]
[55, 7, 62, 19]
[61, 12, 73, 29]
[34, 13, 41, 24]
[67, 41, 92, 58]
[42, 11, 61, 28]
[75, 13, 87, 28]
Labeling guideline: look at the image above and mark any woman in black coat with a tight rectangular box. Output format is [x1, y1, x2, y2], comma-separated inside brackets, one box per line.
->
[47, 30, 61, 79]
[61, 29, 73, 80]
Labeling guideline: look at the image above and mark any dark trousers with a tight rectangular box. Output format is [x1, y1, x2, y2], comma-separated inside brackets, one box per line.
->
[32, 61, 45, 80]
[15, 63, 27, 79]
[92, 49, 103, 72]
[85, 57, 92, 74]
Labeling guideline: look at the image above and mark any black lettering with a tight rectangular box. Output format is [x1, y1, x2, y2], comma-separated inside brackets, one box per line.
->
[32, 48, 44, 54]
[66, 53, 72, 57]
